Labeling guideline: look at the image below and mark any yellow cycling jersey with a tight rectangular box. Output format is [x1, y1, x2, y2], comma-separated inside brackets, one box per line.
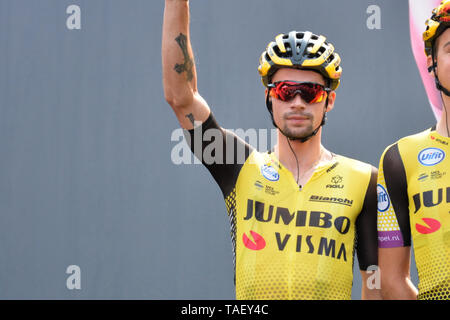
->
[377, 127, 450, 300]
[187, 112, 378, 300]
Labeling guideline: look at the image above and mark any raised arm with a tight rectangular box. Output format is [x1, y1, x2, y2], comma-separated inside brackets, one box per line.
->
[162, 0, 210, 129]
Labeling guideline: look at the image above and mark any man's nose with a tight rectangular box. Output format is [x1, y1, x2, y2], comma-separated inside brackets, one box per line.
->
[289, 92, 307, 108]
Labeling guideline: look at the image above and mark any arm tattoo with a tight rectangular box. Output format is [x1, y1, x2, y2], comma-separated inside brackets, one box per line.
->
[174, 33, 194, 82]
[185, 113, 195, 126]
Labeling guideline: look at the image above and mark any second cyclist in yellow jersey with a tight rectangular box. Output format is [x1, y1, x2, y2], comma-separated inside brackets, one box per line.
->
[377, 0, 450, 300]
[378, 127, 450, 299]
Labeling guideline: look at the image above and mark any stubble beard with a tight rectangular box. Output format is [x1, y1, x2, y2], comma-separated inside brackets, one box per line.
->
[280, 114, 316, 140]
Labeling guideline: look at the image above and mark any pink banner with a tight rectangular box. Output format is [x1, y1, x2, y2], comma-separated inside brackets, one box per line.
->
[409, 0, 443, 120]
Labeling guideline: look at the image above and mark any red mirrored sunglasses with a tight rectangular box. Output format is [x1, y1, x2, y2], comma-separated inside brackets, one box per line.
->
[267, 81, 330, 104]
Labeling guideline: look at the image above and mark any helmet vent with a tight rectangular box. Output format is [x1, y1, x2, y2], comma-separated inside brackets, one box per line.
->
[327, 54, 334, 64]
[295, 32, 305, 39]
[306, 43, 315, 58]
[284, 43, 292, 55]
[274, 45, 291, 58]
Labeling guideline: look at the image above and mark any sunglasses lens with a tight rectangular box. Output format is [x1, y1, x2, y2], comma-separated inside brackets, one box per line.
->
[301, 83, 325, 103]
[270, 82, 327, 103]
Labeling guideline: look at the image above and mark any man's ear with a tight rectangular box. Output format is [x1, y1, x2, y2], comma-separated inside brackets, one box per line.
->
[325, 91, 336, 112]
[265, 88, 273, 113]
[427, 55, 436, 76]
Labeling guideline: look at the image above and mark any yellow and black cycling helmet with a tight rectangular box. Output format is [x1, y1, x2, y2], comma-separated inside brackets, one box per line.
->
[258, 31, 342, 90]
[423, 0, 450, 56]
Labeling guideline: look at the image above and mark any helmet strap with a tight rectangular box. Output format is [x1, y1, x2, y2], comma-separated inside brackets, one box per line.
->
[431, 46, 450, 97]
[431, 46, 450, 137]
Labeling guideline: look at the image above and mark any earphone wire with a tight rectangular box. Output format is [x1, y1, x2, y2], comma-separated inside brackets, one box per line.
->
[287, 137, 300, 187]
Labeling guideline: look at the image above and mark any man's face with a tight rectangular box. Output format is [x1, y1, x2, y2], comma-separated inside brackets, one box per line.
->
[269, 68, 336, 140]
[429, 28, 450, 89]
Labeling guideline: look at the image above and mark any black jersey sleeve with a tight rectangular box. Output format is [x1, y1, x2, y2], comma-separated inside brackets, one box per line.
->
[185, 112, 254, 198]
[382, 143, 411, 247]
[355, 166, 379, 270]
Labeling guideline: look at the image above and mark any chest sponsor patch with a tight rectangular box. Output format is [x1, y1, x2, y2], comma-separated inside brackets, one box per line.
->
[418, 147, 445, 166]
[260, 164, 279, 181]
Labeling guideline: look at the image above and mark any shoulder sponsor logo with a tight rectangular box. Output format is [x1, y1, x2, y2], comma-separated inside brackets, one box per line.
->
[260, 164, 279, 181]
[242, 230, 266, 250]
[326, 162, 339, 173]
[418, 147, 445, 166]
[431, 135, 449, 146]
[377, 184, 390, 212]
[415, 218, 441, 234]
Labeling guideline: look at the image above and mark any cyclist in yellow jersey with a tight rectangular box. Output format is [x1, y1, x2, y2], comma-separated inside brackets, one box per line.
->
[377, 0, 450, 300]
[162, 0, 380, 299]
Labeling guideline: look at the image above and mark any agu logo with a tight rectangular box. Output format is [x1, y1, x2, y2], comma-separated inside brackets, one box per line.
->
[418, 148, 445, 166]
[415, 218, 441, 234]
[260, 164, 279, 181]
[377, 184, 390, 212]
[242, 231, 266, 250]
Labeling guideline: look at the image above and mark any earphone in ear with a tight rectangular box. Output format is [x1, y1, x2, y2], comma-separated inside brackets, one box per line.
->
[428, 62, 437, 73]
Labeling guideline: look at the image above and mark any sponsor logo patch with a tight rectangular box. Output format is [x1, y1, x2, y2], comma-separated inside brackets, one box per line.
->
[418, 147, 445, 166]
[377, 184, 390, 212]
[415, 218, 441, 234]
[242, 230, 266, 250]
[260, 164, 279, 181]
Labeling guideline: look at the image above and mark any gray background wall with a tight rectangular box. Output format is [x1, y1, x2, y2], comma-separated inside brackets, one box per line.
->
[0, 0, 431, 299]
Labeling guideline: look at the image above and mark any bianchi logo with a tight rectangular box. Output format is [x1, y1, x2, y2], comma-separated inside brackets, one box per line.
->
[309, 195, 353, 207]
